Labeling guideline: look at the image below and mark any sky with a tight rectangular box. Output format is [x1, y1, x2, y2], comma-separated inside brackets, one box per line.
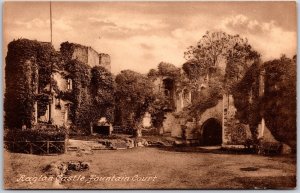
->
[3, 1, 297, 74]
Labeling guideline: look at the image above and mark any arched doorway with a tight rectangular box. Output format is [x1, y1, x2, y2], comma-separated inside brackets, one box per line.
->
[201, 118, 222, 146]
[162, 78, 175, 109]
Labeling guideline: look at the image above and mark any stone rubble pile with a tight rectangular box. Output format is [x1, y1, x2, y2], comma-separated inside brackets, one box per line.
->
[43, 160, 90, 188]
[44, 161, 90, 177]
[67, 136, 174, 153]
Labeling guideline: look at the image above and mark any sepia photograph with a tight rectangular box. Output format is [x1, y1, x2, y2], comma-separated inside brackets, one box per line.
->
[2, 1, 297, 189]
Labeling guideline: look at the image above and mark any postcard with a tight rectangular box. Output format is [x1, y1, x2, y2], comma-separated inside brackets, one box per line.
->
[3, 1, 296, 189]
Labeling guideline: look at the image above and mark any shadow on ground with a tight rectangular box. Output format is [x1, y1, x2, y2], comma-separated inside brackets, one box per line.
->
[156, 146, 297, 158]
[156, 146, 257, 155]
[233, 176, 296, 189]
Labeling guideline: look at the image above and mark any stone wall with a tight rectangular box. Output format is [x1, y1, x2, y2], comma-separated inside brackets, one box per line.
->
[175, 92, 183, 112]
[70, 44, 111, 71]
[99, 53, 111, 72]
[162, 93, 278, 146]
[72, 46, 88, 64]
[88, 47, 100, 67]
[163, 113, 178, 133]
[153, 76, 189, 112]
[175, 89, 191, 112]
[222, 94, 252, 145]
[222, 94, 277, 145]
[53, 72, 68, 91]
[49, 72, 70, 127]
[185, 99, 223, 144]
[198, 99, 223, 129]
[153, 78, 162, 94]
[257, 118, 277, 142]
[50, 99, 69, 127]
[142, 112, 152, 128]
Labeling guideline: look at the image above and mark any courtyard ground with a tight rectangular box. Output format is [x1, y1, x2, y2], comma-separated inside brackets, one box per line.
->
[3, 146, 296, 189]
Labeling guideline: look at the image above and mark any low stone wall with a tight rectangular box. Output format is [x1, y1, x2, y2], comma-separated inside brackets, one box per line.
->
[161, 94, 279, 147]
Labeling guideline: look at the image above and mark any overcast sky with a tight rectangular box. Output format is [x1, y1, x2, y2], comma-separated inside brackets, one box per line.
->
[3, 1, 297, 74]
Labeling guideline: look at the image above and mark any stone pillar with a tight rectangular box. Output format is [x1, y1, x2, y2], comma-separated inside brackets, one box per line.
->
[90, 122, 94, 135]
[222, 94, 234, 145]
[259, 69, 265, 97]
[188, 90, 192, 103]
[261, 118, 265, 136]
[180, 91, 184, 111]
[46, 104, 50, 122]
[64, 106, 68, 124]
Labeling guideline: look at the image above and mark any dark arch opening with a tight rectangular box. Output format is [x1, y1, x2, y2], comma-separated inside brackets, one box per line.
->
[163, 78, 174, 98]
[162, 78, 175, 110]
[201, 118, 222, 146]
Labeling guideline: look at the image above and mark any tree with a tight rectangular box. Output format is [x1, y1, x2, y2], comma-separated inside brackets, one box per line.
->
[184, 31, 259, 91]
[115, 70, 155, 137]
[157, 62, 181, 78]
[184, 31, 230, 72]
[183, 31, 254, 111]
[147, 93, 169, 131]
[148, 62, 181, 81]
[232, 55, 296, 149]
[225, 37, 260, 92]
[261, 55, 296, 149]
[89, 66, 115, 124]
[232, 62, 262, 142]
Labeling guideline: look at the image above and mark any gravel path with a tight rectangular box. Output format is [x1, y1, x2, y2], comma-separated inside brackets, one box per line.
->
[4, 147, 296, 189]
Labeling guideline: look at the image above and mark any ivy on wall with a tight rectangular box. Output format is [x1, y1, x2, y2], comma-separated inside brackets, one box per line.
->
[62, 60, 91, 130]
[189, 77, 223, 117]
[90, 66, 115, 123]
[60, 41, 77, 63]
[261, 56, 296, 149]
[56, 60, 115, 133]
[115, 70, 155, 133]
[147, 62, 183, 129]
[5, 39, 55, 129]
[232, 56, 296, 148]
[232, 62, 261, 141]
[5, 39, 115, 134]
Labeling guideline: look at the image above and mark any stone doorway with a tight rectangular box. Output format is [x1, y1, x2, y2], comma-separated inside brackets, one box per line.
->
[201, 118, 222, 146]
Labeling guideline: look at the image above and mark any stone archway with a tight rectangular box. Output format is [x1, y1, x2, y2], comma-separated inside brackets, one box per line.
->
[201, 118, 222, 146]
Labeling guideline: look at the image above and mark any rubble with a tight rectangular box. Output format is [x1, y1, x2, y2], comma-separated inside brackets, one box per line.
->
[44, 161, 90, 176]
[43, 161, 68, 177]
[68, 161, 90, 171]
[146, 139, 174, 147]
[281, 143, 292, 154]
[43, 160, 90, 187]
[134, 138, 149, 147]
[67, 135, 174, 152]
